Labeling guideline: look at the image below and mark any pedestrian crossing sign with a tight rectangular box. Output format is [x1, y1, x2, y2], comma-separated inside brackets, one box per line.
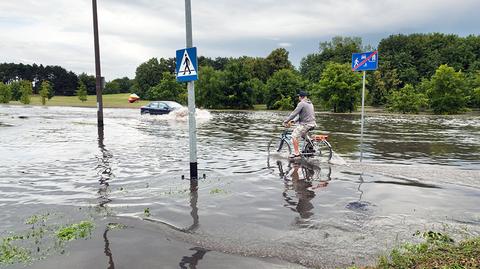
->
[176, 47, 198, 82]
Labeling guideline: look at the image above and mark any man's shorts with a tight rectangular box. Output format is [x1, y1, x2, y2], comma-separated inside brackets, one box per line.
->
[292, 124, 315, 140]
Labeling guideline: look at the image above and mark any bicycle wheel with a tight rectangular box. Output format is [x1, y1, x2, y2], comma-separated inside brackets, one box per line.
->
[273, 138, 292, 159]
[313, 140, 333, 161]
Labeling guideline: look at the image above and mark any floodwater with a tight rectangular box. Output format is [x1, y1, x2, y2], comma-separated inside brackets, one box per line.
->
[0, 105, 479, 269]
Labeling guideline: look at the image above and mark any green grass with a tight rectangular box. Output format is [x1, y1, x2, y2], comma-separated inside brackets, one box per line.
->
[8, 93, 150, 108]
[349, 232, 480, 269]
[253, 104, 267, 110]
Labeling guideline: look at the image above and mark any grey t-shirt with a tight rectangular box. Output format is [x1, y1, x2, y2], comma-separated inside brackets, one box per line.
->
[283, 99, 316, 126]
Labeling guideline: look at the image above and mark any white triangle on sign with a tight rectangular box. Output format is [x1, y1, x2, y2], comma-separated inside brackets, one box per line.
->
[177, 50, 197, 77]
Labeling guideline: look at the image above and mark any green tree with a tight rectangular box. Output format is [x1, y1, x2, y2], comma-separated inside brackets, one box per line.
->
[8, 81, 22, 101]
[111, 77, 133, 93]
[0, 82, 12, 103]
[103, 80, 121, 94]
[134, 58, 175, 98]
[467, 71, 480, 108]
[196, 66, 225, 109]
[387, 84, 428, 113]
[300, 36, 363, 83]
[272, 95, 293, 111]
[249, 78, 266, 104]
[471, 88, 480, 108]
[20, 80, 33, 104]
[146, 72, 185, 104]
[426, 64, 468, 114]
[313, 62, 362, 113]
[39, 80, 52, 105]
[76, 81, 88, 102]
[78, 73, 96, 95]
[265, 48, 294, 76]
[265, 69, 304, 109]
[368, 63, 401, 106]
[222, 58, 255, 109]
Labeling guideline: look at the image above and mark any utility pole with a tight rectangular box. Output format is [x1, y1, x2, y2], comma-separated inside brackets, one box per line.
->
[92, 0, 104, 127]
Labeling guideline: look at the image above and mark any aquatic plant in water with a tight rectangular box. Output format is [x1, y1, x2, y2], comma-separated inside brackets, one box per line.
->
[0, 236, 31, 265]
[0, 214, 96, 266]
[209, 188, 227, 194]
[144, 208, 151, 217]
[56, 221, 95, 241]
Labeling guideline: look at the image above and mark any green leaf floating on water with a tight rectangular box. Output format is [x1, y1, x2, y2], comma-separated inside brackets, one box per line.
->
[56, 221, 95, 241]
[0, 238, 31, 265]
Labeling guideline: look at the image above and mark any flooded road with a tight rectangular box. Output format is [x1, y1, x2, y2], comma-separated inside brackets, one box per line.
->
[1, 105, 479, 268]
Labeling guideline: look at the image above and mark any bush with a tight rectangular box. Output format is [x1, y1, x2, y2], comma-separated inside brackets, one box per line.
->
[39, 81, 52, 105]
[145, 72, 185, 104]
[103, 81, 121, 94]
[313, 62, 362, 113]
[0, 82, 12, 103]
[426, 64, 468, 114]
[19, 80, 32, 105]
[76, 81, 88, 102]
[387, 84, 428, 113]
[272, 95, 293, 110]
[265, 69, 304, 110]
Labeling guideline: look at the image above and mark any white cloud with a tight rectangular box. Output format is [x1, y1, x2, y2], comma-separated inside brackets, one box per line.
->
[278, 42, 292, 48]
[0, 0, 478, 79]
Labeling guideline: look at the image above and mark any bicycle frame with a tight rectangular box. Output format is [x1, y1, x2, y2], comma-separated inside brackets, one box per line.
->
[275, 128, 332, 161]
[277, 129, 292, 152]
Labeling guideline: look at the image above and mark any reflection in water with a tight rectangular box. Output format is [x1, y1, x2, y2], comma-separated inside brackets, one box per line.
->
[178, 247, 210, 269]
[97, 127, 114, 209]
[103, 226, 115, 269]
[185, 190, 199, 232]
[277, 160, 331, 227]
[346, 175, 366, 211]
[97, 127, 116, 268]
[176, 190, 203, 267]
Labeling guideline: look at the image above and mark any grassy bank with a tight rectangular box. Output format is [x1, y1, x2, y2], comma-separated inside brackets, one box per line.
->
[5, 95, 479, 116]
[8, 93, 149, 109]
[350, 232, 480, 269]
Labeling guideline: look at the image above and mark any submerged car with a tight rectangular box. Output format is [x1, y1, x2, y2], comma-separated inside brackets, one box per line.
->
[140, 101, 183, 115]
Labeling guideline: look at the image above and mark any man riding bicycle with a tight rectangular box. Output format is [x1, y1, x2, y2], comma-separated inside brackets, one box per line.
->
[283, 91, 316, 160]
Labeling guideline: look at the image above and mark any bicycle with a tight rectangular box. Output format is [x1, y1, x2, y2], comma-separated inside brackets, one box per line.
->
[268, 125, 333, 162]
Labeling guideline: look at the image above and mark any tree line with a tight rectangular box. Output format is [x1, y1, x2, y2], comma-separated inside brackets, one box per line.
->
[0, 63, 133, 103]
[1, 33, 479, 114]
[130, 34, 480, 114]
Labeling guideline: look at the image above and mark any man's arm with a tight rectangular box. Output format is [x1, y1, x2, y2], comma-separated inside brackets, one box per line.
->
[283, 102, 303, 124]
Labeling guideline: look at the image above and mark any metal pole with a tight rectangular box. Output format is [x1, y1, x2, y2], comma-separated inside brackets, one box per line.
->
[185, 0, 198, 188]
[92, 0, 103, 127]
[360, 71, 366, 162]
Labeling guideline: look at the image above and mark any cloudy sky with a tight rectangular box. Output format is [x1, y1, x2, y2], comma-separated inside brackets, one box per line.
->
[1, 0, 478, 80]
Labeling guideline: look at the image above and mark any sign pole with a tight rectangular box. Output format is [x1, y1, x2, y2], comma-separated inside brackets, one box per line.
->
[184, 0, 198, 189]
[352, 50, 378, 163]
[360, 70, 366, 162]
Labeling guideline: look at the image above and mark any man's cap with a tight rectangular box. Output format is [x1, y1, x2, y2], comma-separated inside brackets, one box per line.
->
[297, 91, 309, 97]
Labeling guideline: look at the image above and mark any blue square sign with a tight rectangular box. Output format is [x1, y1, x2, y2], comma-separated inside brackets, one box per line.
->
[176, 47, 198, 82]
[352, 51, 378, 71]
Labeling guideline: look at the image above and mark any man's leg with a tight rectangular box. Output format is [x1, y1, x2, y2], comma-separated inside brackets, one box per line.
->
[292, 137, 300, 155]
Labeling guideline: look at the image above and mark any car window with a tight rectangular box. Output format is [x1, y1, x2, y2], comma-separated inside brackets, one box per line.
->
[158, 102, 168, 110]
[149, 102, 158, 108]
[165, 101, 182, 109]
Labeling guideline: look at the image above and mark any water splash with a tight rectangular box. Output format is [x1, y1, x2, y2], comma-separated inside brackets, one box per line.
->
[141, 107, 212, 122]
[329, 151, 347, 165]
